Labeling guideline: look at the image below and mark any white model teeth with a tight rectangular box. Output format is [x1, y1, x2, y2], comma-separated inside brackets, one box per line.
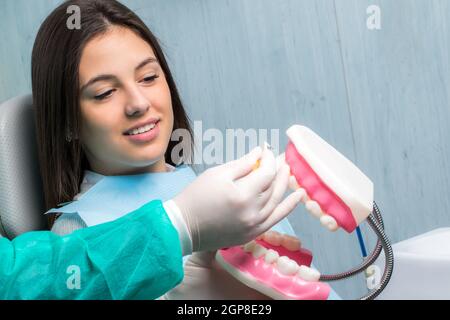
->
[252, 244, 267, 259]
[276, 256, 299, 275]
[261, 230, 302, 251]
[262, 231, 283, 246]
[243, 240, 257, 252]
[297, 265, 321, 282]
[320, 215, 339, 232]
[242, 239, 321, 281]
[305, 200, 323, 218]
[281, 235, 301, 251]
[129, 123, 156, 135]
[264, 249, 279, 264]
[304, 198, 340, 232]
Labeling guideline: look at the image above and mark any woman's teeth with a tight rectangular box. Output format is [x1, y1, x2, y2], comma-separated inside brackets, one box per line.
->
[128, 123, 156, 135]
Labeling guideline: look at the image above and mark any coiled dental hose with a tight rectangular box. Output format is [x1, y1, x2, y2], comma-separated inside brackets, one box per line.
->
[318, 202, 394, 300]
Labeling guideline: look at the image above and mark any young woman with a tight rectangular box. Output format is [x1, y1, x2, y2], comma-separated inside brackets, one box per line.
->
[28, 0, 301, 299]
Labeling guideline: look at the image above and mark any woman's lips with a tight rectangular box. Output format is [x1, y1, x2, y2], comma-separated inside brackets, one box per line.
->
[124, 120, 160, 143]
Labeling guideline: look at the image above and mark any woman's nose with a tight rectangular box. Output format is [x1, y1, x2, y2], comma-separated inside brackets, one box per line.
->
[124, 86, 150, 117]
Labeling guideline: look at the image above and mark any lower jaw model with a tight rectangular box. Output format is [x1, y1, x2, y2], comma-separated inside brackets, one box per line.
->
[215, 230, 330, 300]
[216, 125, 393, 300]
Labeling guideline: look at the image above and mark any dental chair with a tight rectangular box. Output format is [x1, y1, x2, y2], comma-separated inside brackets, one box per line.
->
[0, 94, 47, 239]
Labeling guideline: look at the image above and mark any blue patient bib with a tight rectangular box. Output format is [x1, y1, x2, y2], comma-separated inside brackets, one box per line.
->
[46, 164, 197, 227]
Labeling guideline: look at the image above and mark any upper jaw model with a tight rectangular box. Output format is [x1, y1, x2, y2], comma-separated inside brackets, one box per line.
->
[285, 125, 374, 233]
[215, 125, 375, 300]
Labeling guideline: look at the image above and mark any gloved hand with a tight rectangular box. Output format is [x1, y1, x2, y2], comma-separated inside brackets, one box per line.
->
[163, 251, 272, 300]
[173, 145, 303, 252]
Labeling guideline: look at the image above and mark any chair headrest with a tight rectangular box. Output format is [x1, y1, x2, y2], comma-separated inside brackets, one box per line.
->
[0, 94, 46, 239]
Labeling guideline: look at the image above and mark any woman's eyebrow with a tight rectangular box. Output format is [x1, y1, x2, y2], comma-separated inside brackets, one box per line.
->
[80, 57, 159, 93]
[80, 74, 117, 93]
[135, 56, 159, 71]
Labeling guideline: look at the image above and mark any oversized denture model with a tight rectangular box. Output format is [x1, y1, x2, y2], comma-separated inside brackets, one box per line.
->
[216, 125, 375, 300]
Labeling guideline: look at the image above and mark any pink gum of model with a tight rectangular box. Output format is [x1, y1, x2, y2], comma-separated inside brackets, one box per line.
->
[285, 142, 357, 233]
[217, 239, 330, 300]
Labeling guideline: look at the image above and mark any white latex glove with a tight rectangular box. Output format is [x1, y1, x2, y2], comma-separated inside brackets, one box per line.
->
[163, 251, 272, 300]
[173, 145, 303, 252]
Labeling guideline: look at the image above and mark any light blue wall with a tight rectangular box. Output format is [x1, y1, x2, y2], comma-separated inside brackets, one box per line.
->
[1, 0, 449, 299]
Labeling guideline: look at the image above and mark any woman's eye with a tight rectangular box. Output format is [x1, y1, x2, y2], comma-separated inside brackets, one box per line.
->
[94, 89, 115, 101]
[141, 75, 159, 83]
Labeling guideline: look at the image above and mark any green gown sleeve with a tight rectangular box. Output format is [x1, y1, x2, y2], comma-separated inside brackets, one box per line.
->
[0, 200, 183, 300]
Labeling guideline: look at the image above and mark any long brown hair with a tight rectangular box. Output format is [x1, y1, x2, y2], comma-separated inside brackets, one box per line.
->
[32, 0, 193, 227]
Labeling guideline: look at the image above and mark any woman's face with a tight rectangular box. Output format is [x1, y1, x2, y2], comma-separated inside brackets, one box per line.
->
[78, 26, 173, 175]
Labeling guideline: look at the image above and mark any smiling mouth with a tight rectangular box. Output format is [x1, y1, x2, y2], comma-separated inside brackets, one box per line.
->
[124, 120, 160, 136]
